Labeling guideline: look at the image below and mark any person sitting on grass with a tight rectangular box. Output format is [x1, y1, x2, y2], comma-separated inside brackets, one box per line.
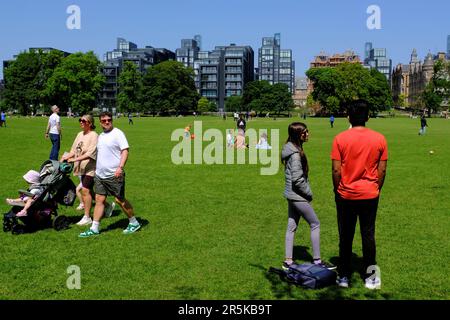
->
[255, 132, 272, 150]
[226, 129, 235, 148]
[6, 170, 44, 217]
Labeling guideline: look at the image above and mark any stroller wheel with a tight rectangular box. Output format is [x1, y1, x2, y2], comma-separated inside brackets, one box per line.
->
[12, 224, 26, 235]
[53, 215, 70, 231]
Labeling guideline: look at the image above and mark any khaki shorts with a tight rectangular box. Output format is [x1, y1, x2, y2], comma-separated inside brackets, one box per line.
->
[94, 174, 125, 200]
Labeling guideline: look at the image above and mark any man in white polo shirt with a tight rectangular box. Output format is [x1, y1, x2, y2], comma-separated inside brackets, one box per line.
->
[79, 111, 141, 237]
[45, 105, 61, 160]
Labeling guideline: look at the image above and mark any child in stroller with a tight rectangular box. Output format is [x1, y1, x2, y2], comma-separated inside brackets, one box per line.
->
[5, 170, 44, 217]
[3, 160, 77, 234]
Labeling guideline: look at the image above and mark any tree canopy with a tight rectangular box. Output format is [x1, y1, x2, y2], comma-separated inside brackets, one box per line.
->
[242, 80, 293, 114]
[2, 50, 65, 115]
[141, 60, 199, 114]
[306, 62, 393, 114]
[45, 51, 105, 115]
[117, 61, 142, 113]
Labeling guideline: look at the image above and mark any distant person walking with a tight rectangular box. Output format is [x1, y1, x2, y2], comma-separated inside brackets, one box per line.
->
[331, 100, 388, 290]
[330, 115, 335, 128]
[0, 111, 6, 127]
[128, 112, 134, 125]
[0, 111, 5, 127]
[45, 105, 61, 161]
[419, 114, 428, 135]
[281, 122, 335, 271]
[237, 114, 246, 132]
[79, 112, 141, 237]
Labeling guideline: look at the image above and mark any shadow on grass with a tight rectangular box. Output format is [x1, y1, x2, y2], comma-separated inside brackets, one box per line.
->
[104, 217, 150, 232]
[250, 251, 394, 300]
[174, 286, 201, 300]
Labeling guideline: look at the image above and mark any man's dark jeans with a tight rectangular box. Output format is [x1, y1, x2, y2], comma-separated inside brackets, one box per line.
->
[49, 133, 60, 161]
[336, 195, 379, 279]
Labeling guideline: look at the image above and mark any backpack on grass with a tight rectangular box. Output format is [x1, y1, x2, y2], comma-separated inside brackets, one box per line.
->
[269, 263, 337, 289]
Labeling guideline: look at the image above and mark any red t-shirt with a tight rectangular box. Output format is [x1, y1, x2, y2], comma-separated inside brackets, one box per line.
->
[331, 127, 388, 200]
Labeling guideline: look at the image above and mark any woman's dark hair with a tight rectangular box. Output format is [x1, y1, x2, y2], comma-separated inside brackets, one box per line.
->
[284, 122, 309, 177]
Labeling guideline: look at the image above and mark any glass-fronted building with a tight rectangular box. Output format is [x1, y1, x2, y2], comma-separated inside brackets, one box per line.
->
[258, 33, 295, 93]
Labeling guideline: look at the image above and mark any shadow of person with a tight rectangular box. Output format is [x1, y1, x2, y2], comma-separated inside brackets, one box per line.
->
[329, 253, 368, 281]
[104, 217, 150, 232]
[293, 245, 314, 262]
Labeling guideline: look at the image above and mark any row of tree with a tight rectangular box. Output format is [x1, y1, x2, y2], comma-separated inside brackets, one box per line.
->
[0, 50, 295, 116]
[1, 50, 104, 115]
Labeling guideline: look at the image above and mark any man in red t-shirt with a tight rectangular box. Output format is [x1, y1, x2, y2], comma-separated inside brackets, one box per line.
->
[331, 100, 388, 290]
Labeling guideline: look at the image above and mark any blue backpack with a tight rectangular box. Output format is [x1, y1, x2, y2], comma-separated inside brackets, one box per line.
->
[270, 263, 337, 289]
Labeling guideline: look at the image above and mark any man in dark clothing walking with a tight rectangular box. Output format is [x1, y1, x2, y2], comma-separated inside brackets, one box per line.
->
[237, 114, 246, 132]
[419, 114, 428, 135]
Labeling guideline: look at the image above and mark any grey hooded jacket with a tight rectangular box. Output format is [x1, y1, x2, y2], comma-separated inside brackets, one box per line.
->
[281, 142, 313, 202]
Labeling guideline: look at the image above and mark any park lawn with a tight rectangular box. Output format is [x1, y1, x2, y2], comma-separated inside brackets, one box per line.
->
[0, 115, 449, 300]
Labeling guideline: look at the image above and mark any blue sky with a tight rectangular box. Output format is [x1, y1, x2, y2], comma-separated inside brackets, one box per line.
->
[0, 0, 449, 78]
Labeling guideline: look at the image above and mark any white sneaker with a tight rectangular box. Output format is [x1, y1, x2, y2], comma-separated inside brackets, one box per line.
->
[104, 202, 116, 218]
[76, 216, 93, 226]
[76, 204, 85, 211]
[365, 277, 381, 290]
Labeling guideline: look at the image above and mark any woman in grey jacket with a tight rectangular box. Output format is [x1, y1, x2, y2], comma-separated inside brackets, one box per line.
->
[281, 122, 334, 270]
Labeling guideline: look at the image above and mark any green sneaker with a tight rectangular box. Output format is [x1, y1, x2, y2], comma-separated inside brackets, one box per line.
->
[123, 223, 141, 234]
[78, 229, 100, 238]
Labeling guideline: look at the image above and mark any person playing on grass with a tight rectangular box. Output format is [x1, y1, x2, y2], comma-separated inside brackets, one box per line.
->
[281, 122, 335, 271]
[330, 115, 335, 128]
[255, 132, 272, 150]
[331, 100, 388, 289]
[419, 114, 428, 135]
[226, 129, 235, 148]
[61, 114, 115, 226]
[235, 129, 247, 149]
[7, 170, 44, 217]
[79, 112, 140, 237]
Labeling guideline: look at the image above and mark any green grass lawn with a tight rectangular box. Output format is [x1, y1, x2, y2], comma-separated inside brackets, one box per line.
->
[0, 115, 449, 300]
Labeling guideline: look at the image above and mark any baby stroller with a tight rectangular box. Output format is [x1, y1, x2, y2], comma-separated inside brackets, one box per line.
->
[3, 160, 77, 235]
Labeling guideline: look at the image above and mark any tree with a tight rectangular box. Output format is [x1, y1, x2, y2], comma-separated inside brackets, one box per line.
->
[197, 97, 210, 114]
[117, 61, 142, 113]
[225, 95, 242, 112]
[422, 59, 450, 115]
[270, 83, 294, 115]
[3, 50, 65, 115]
[242, 80, 271, 113]
[306, 62, 393, 114]
[45, 52, 105, 114]
[141, 61, 199, 114]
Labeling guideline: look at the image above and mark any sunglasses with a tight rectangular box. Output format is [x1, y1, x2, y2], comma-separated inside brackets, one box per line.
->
[79, 119, 89, 124]
[100, 118, 112, 124]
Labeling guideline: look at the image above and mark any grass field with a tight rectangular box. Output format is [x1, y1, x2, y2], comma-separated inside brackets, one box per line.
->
[0, 115, 449, 300]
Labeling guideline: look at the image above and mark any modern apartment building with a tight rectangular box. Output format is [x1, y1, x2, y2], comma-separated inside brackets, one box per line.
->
[258, 33, 295, 93]
[194, 44, 254, 110]
[364, 42, 392, 84]
[447, 35, 450, 59]
[194, 49, 225, 110]
[100, 38, 175, 110]
[176, 39, 200, 69]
